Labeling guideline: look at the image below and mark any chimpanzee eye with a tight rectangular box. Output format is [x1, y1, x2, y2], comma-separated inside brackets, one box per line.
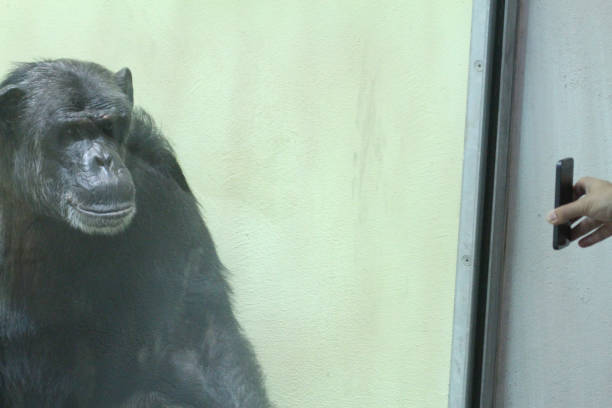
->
[100, 121, 114, 138]
[64, 127, 78, 140]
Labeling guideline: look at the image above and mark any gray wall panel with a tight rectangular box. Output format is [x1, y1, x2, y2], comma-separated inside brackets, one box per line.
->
[495, 0, 612, 406]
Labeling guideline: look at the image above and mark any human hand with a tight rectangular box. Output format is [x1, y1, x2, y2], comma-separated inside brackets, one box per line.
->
[547, 177, 612, 247]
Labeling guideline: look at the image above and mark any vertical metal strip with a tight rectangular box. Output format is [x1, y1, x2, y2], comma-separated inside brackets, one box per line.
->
[448, 1, 497, 407]
[448, 0, 520, 407]
[477, 1, 519, 406]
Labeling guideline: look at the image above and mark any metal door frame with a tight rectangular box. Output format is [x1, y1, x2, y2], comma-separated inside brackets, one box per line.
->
[448, 1, 519, 407]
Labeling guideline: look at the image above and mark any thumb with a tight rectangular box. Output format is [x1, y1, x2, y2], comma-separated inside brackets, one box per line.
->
[548, 198, 591, 225]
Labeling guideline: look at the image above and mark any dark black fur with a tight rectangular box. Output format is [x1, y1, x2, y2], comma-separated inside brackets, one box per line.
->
[0, 59, 271, 407]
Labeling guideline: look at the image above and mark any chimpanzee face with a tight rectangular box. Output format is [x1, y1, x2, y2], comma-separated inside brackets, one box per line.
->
[0, 61, 137, 235]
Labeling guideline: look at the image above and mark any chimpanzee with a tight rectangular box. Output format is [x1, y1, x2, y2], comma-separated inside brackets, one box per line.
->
[0, 59, 272, 408]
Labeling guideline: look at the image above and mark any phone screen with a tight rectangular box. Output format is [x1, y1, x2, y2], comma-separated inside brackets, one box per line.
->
[553, 158, 574, 250]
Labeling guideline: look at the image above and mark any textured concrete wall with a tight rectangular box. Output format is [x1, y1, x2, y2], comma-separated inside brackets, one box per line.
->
[0, 1, 472, 407]
[496, 0, 612, 406]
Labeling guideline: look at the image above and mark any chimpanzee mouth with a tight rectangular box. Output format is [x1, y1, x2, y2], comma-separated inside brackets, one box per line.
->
[67, 201, 136, 235]
[75, 204, 135, 217]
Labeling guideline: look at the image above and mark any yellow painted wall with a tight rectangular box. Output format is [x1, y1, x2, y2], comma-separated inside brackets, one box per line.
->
[0, 1, 472, 407]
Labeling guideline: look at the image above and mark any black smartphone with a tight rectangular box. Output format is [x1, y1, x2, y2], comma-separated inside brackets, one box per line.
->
[553, 158, 574, 250]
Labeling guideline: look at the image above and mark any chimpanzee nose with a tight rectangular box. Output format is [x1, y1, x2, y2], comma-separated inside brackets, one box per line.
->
[93, 152, 113, 169]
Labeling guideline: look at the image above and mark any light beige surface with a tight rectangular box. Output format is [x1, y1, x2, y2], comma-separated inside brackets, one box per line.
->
[0, 1, 471, 406]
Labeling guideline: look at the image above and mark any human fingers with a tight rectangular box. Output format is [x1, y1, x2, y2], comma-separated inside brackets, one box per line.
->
[574, 177, 599, 196]
[547, 197, 592, 225]
[578, 223, 612, 248]
[570, 217, 602, 241]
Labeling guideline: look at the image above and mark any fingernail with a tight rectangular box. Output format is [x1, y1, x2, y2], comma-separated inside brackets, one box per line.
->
[547, 210, 558, 224]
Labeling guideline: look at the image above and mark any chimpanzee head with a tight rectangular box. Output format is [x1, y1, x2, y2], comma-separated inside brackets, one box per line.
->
[0, 59, 136, 235]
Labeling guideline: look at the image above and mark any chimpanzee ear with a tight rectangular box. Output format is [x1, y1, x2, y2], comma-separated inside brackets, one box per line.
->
[0, 85, 25, 120]
[114, 68, 134, 103]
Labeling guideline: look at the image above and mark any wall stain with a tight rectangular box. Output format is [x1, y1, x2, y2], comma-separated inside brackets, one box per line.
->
[353, 67, 385, 222]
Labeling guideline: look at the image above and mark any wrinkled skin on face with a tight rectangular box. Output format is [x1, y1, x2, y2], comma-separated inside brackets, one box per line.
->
[0, 61, 136, 234]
